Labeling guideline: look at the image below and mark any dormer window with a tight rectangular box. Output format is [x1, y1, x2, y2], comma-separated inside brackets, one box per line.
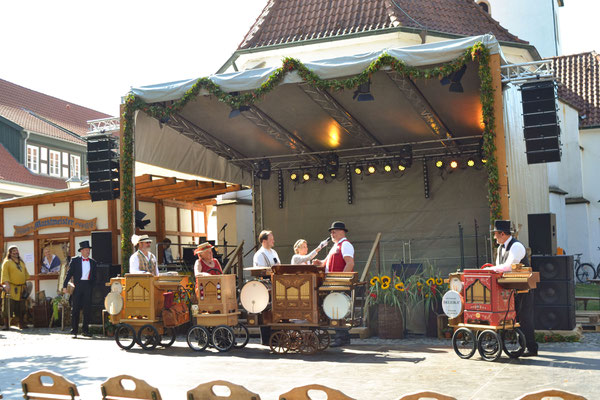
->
[478, 1, 491, 15]
[26, 145, 39, 173]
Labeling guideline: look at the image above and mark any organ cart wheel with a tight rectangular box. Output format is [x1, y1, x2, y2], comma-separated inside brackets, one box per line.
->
[477, 329, 503, 361]
[298, 330, 319, 355]
[269, 330, 290, 354]
[452, 327, 477, 359]
[287, 330, 303, 352]
[114, 323, 136, 350]
[212, 325, 235, 352]
[502, 328, 526, 358]
[232, 323, 249, 349]
[314, 328, 331, 350]
[186, 325, 210, 352]
[159, 327, 177, 348]
[137, 324, 160, 350]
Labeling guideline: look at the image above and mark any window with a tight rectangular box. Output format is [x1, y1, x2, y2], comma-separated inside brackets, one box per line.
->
[49, 150, 61, 177]
[478, 1, 490, 14]
[69, 155, 81, 178]
[26, 145, 39, 173]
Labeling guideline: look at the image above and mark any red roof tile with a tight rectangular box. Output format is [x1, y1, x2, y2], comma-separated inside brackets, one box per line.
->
[0, 144, 67, 190]
[0, 78, 112, 144]
[238, 0, 526, 50]
[552, 52, 600, 128]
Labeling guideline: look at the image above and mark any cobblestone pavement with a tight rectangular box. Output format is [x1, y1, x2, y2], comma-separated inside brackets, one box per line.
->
[1, 328, 600, 400]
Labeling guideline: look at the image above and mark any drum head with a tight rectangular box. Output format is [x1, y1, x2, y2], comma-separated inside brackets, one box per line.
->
[104, 292, 123, 316]
[323, 292, 351, 320]
[240, 281, 270, 314]
[110, 281, 123, 293]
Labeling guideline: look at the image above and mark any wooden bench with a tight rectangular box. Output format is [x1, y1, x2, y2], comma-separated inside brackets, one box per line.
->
[575, 296, 600, 310]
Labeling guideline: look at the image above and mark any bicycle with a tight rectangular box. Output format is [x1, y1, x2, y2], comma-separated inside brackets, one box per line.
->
[574, 252, 598, 283]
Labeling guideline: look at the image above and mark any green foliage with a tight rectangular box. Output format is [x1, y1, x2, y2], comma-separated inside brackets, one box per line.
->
[535, 332, 580, 343]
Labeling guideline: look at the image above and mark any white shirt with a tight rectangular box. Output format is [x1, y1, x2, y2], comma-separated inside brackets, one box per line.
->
[129, 251, 159, 275]
[253, 247, 280, 267]
[81, 258, 91, 280]
[325, 238, 354, 273]
[489, 236, 526, 272]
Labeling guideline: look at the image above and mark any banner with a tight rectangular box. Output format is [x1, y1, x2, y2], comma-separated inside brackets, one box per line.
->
[13, 217, 97, 237]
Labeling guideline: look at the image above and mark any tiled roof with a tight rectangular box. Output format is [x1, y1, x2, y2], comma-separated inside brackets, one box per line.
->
[552, 52, 600, 128]
[0, 144, 67, 190]
[0, 78, 112, 144]
[238, 0, 526, 50]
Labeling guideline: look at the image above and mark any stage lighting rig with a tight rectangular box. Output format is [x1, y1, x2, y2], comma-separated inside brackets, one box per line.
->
[354, 165, 363, 175]
[290, 172, 298, 182]
[302, 172, 311, 182]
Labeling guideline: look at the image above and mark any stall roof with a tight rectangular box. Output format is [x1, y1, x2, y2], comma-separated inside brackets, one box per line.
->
[0, 174, 244, 207]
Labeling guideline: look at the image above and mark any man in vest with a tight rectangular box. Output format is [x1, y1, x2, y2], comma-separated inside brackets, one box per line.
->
[2, 245, 30, 330]
[129, 235, 159, 276]
[484, 220, 538, 357]
[314, 221, 355, 347]
[62, 241, 96, 338]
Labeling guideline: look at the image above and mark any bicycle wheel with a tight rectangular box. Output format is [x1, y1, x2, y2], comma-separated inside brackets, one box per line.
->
[137, 324, 160, 350]
[502, 328, 525, 358]
[186, 325, 209, 352]
[477, 330, 503, 361]
[232, 323, 249, 349]
[452, 327, 476, 359]
[160, 327, 177, 348]
[576, 263, 596, 283]
[114, 323, 136, 350]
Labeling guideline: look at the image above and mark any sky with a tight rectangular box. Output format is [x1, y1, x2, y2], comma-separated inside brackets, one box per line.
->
[0, 0, 598, 117]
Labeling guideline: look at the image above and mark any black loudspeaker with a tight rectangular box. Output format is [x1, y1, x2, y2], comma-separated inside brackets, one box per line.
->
[531, 255, 573, 281]
[90, 305, 104, 325]
[521, 81, 561, 164]
[528, 213, 557, 256]
[95, 264, 121, 284]
[534, 281, 575, 306]
[534, 305, 576, 330]
[87, 134, 120, 201]
[91, 231, 113, 264]
[91, 286, 109, 306]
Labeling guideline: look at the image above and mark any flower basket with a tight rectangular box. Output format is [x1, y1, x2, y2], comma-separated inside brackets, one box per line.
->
[377, 304, 404, 339]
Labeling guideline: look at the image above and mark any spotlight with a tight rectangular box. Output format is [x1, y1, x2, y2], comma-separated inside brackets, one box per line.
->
[353, 79, 375, 102]
[481, 158, 488, 164]
[398, 164, 406, 171]
[467, 158, 475, 167]
[317, 171, 325, 180]
[228, 105, 251, 118]
[435, 160, 444, 168]
[367, 164, 376, 174]
[290, 172, 298, 181]
[440, 65, 467, 93]
[325, 153, 339, 177]
[383, 163, 392, 172]
[302, 172, 311, 181]
[254, 159, 271, 180]
[450, 160, 459, 169]
[354, 165, 363, 175]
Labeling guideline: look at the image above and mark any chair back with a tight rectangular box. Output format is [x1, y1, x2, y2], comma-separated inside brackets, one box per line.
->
[278, 384, 354, 400]
[101, 375, 162, 400]
[187, 380, 261, 400]
[398, 391, 457, 400]
[517, 389, 587, 400]
[21, 370, 79, 400]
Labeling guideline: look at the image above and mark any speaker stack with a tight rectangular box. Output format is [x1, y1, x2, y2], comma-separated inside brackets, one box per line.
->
[521, 81, 561, 164]
[528, 213, 557, 256]
[90, 231, 120, 324]
[532, 255, 576, 330]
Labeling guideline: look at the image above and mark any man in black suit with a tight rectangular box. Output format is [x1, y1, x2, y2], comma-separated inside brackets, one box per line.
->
[63, 241, 96, 338]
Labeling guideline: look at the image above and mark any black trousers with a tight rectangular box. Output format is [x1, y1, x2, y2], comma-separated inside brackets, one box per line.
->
[71, 281, 92, 334]
[516, 291, 538, 352]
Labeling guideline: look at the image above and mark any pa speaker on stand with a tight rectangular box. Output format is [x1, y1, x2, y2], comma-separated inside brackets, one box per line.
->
[532, 255, 575, 331]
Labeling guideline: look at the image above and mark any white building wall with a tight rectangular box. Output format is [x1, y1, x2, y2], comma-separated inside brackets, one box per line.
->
[483, 0, 561, 58]
[549, 192, 568, 250]
[580, 127, 600, 266]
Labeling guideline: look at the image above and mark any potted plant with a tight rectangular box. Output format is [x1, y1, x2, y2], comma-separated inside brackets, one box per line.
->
[367, 274, 406, 339]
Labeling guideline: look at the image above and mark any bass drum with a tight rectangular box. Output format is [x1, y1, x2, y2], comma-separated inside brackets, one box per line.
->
[104, 292, 124, 316]
[323, 292, 352, 320]
[240, 280, 272, 314]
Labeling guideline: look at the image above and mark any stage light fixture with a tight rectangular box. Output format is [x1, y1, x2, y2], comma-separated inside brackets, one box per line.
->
[450, 160, 459, 169]
[467, 158, 475, 167]
[317, 171, 325, 180]
[384, 163, 392, 172]
[435, 160, 444, 168]
[398, 164, 406, 171]
[353, 79, 375, 102]
[290, 172, 298, 181]
[367, 164, 376, 174]
[254, 159, 271, 180]
[440, 64, 467, 93]
[277, 170, 284, 209]
[325, 153, 339, 177]
[481, 158, 488, 164]
[354, 165, 363, 175]
[399, 145, 413, 168]
[303, 172, 311, 181]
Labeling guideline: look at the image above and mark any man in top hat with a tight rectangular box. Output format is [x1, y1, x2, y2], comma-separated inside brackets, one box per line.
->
[314, 221, 355, 347]
[62, 240, 96, 338]
[484, 220, 537, 357]
[130, 234, 158, 276]
[2, 245, 30, 330]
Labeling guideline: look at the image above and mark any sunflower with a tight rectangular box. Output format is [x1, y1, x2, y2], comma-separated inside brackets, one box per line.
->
[370, 276, 380, 286]
[395, 282, 405, 292]
[426, 278, 435, 286]
[436, 278, 443, 285]
[416, 281, 423, 287]
[381, 282, 390, 290]
[381, 275, 392, 285]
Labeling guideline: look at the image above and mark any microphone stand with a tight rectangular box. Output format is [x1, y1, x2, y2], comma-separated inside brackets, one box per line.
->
[221, 224, 229, 266]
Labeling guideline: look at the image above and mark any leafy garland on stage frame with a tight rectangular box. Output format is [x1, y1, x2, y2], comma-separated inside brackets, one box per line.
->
[121, 42, 500, 271]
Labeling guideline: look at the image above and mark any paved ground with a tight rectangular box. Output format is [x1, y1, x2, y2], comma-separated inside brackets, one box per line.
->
[1, 328, 599, 400]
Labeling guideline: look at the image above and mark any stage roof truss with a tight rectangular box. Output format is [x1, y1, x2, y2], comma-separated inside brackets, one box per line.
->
[500, 60, 554, 85]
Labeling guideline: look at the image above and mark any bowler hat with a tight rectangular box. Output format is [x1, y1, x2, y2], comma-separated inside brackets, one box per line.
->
[194, 242, 213, 255]
[328, 221, 348, 232]
[492, 220, 512, 234]
[78, 240, 92, 252]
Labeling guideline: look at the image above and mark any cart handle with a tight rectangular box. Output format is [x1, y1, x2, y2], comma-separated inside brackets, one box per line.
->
[480, 263, 494, 269]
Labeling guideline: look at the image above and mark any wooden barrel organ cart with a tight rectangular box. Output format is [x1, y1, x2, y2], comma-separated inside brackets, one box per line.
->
[240, 264, 365, 354]
[442, 264, 540, 361]
[104, 274, 190, 350]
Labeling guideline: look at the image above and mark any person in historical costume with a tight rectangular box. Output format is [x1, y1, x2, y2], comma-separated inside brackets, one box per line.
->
[313, 221, 355, 347]
[62, 241, 96, 338]
[41, 246, 61, 274]
[194, 242, 223, 276]
[129, 235, 159, 276]
[1, 245, 30, 330]
[290, 238, 328, 265]
[484, 219, 538, 357]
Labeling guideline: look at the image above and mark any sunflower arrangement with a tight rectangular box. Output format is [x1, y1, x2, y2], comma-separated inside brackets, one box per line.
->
[367, 275, 407, 309]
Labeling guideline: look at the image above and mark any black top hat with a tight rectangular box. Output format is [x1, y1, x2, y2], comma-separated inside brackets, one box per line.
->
[78, 240, 92, 252]
[492, 220, 512, 234]
[328, 221, 348, 232]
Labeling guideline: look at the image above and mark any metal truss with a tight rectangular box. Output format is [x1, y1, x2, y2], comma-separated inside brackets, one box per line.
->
[501, 60, 554, 85]
[167, 113, 253, 170]
[298, 83, 382, 146]
[385, 71, 459, 154]
[87, 117, 120, 135]
[252, 174, 263, 243]
[242, 106, 321, 163]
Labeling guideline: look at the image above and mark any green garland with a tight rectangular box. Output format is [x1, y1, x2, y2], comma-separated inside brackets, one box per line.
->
[120, 42, 501, 265]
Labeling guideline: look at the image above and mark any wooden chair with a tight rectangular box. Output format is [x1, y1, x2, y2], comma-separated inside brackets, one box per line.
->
[21, 370, 79, 400]
[187, 380, 261, 400]
[398, 391, 457, 400]
[278, 384, 354, 400]
[517, 389, 587, 400]
[101, 375, 162, 400]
